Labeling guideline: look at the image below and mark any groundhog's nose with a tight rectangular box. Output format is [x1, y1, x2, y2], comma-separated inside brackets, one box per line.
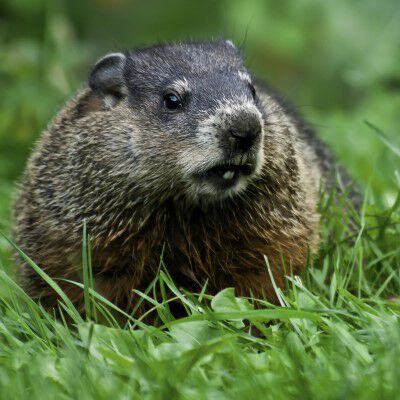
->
[228, 114, 262, 152]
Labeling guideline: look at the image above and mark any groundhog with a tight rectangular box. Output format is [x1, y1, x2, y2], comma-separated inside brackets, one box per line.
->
[13, 40, 356, 314]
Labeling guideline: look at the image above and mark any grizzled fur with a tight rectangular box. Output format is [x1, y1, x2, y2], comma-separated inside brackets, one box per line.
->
[13, 40, 354, 313]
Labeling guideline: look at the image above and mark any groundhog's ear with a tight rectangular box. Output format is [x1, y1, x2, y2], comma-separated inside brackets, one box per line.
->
[88, 52, 127, 106]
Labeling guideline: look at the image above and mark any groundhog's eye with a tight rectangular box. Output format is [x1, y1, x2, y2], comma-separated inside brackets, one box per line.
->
[163, 92, 183, 110]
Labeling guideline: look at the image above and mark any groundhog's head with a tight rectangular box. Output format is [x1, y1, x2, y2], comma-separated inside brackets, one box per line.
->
[88, 40, 265, 202]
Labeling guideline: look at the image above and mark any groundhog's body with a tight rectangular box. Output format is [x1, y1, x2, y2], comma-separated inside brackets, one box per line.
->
[13, 41, 353, 313]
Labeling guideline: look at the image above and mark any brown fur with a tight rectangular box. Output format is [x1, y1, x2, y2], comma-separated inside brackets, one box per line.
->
[13, 83, 325, 315]
[17, 34, 358, 316]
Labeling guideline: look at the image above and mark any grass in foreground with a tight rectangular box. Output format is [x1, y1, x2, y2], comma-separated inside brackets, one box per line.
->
[0, 185, 399, 400]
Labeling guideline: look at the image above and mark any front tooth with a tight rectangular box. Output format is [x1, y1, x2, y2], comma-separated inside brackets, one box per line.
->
[222, 170, 235, 180]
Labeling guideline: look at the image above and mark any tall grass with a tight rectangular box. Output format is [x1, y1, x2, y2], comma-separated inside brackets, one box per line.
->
[0, 178, 399, 399]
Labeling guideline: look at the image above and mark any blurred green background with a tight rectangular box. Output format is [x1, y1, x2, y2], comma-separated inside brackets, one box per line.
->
[1, 0, 400, 234]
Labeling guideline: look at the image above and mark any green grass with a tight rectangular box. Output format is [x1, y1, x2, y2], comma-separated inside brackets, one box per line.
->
[0, 179, 399, 399]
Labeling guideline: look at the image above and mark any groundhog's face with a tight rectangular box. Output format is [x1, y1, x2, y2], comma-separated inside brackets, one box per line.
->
[89, 41, 265, 201]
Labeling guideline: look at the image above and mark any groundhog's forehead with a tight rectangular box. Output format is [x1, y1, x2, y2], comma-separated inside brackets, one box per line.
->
[126, 40, 244, 75]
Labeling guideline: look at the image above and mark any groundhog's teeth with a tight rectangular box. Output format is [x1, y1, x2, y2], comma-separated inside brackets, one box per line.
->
[222, 170, 235, 180]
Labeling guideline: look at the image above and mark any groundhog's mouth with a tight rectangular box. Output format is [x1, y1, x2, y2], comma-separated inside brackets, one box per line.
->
[200, 153, 257, 190]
